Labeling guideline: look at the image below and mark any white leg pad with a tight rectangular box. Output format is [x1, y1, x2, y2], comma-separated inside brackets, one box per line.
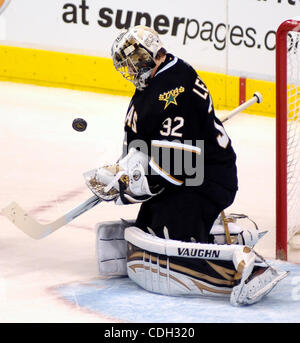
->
[96, 220, 134, 276]
[230, 247, 289, 306]
[231, 267, 288, 306]
[125, 227, 238, 298]
[125, 227, 288, 305]
[127, 251, 233, 298]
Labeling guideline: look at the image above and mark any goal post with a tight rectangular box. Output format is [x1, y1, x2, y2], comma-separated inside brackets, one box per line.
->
[276, 19, 300, 260]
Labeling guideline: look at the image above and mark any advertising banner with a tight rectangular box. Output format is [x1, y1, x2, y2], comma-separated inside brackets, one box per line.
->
[0, 0, 299, 81]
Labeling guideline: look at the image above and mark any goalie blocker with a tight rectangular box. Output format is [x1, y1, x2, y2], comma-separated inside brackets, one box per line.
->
[96, 219, 288, 306]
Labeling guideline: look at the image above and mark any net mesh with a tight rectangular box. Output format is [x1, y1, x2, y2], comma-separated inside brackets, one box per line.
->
[286, 30, 300, 243]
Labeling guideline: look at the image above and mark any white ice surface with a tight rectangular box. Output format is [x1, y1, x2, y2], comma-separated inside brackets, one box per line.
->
[0, 81, 299, 323]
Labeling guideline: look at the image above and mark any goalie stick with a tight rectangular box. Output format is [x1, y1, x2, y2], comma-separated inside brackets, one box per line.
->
[1, 195, 102, 239]
[220, 92, 263, 243]
[1, 92, 263, 240]
[221, 92, 263, 124]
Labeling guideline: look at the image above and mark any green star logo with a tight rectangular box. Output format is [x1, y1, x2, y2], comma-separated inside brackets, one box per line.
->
[159, 87, 185, 110]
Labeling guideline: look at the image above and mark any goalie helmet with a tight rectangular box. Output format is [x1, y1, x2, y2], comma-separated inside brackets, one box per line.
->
[111, 26, 163, 91]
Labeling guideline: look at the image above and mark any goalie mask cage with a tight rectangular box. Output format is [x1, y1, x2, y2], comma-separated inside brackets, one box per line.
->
[276, 19, 300, 260]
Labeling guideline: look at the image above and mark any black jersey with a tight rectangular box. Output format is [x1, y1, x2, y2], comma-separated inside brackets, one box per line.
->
[123, 53, 238, 192]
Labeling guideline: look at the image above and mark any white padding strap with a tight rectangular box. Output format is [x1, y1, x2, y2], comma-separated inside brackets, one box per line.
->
[124, 227, 246, 261]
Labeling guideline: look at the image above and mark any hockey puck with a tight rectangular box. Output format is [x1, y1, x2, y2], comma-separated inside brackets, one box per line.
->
[72, 118, 87, 132]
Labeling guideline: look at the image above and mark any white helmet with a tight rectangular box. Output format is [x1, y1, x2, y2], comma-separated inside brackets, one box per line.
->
[111, 26, 163, 91]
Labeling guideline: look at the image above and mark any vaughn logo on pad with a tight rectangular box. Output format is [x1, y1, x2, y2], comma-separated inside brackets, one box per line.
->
[178, 248, 220, 258]
[0, 0, 11, 15]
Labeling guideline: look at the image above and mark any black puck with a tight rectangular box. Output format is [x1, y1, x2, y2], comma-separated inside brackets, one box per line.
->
[72, 118, 87, 132]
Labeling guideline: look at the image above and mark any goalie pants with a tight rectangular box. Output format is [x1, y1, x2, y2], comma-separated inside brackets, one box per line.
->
[135, 181, 237, 243]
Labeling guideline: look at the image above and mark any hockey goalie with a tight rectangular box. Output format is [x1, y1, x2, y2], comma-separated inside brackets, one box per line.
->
[83, 26, 288, 306]
[85, 148, 287, 306]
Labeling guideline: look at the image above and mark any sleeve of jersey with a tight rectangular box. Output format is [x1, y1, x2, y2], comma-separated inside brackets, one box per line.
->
[147, 139, 203, 188]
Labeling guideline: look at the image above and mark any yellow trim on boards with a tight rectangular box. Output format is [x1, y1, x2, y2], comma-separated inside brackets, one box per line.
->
[245, 78, 275, 117]
[0, 45, 135, 96]
[0, 45, 275, 117]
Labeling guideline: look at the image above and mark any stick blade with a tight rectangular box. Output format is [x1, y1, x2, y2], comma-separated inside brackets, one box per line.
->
[2, 202, 49, 239]
[1, 195, 101, 240]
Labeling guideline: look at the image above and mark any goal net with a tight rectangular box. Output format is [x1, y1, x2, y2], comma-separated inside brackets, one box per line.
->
[276, 19, 300, 260]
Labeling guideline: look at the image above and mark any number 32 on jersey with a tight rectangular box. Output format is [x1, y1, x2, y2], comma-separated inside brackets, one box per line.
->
[193, 76, 229, 149]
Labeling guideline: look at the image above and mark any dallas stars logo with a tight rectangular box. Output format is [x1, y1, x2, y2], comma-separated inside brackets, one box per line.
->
[159, 86, 185, 110]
